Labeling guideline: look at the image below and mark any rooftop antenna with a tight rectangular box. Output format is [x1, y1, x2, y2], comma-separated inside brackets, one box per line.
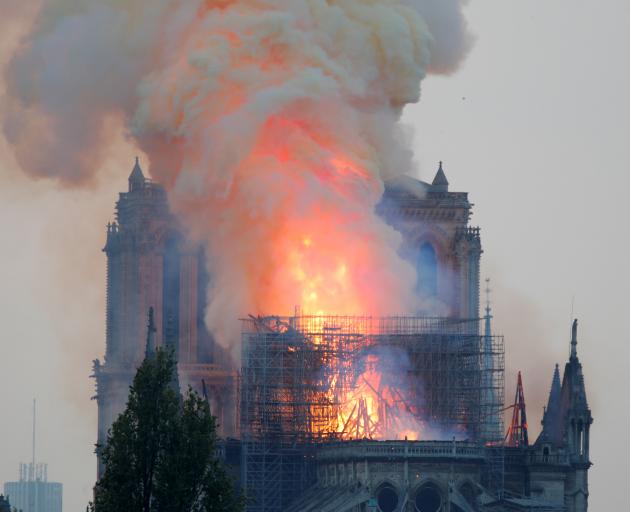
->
[32, 398, 36, 481]
[569, 294, 575, 348]
[484, 278, 493, 340]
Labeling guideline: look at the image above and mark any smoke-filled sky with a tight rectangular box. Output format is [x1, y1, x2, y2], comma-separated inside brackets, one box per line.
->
[1, 0, 480, 351]
[0, 1, 628, 510]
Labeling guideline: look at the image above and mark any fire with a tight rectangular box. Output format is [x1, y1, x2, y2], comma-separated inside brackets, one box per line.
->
[289, 232, 354, 315]
[327, 352, 423, 441]
[337, 354, 383, 439]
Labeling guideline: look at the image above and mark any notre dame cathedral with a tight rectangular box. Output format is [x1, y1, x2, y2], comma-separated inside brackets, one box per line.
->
[93, 159, 592, 511]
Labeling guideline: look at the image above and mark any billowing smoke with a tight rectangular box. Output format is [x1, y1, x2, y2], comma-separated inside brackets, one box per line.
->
[3, 1, 473, 348]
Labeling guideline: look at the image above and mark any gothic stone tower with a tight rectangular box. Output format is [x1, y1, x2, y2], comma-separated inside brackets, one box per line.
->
[93, 159, 235, 477]
[378, 162, 482, 319]
[528, 319, 593, 511]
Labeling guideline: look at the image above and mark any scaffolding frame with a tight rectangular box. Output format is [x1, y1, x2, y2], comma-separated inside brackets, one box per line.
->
[239, 315, 505, 512]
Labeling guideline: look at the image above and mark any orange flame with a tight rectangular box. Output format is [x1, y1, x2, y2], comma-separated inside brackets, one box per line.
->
[317, 352, 423, 441]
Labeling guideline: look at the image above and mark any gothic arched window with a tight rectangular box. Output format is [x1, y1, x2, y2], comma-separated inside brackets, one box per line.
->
[417, 242, 438, 297]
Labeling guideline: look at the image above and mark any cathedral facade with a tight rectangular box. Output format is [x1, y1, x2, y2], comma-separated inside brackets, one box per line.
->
[92, 160, 592, 510]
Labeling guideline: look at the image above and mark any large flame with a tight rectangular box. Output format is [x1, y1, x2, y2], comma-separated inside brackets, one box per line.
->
[300, 328, 425, 441]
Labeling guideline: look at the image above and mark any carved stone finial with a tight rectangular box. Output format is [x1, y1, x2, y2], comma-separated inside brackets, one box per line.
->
[570, 319, 578, 359]
[129, 157, 145, 192]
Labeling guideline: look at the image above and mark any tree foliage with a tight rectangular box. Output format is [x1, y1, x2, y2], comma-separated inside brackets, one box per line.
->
[92, 349, 245, 512]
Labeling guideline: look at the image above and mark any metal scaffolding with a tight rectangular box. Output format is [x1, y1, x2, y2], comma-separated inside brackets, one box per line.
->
[239, 315, 505, 512]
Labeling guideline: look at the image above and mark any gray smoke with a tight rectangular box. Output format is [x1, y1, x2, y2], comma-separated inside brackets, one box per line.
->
[2, 1, 473, 184]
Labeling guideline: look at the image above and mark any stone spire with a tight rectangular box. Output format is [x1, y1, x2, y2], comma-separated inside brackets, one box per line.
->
[128, 156, 145, 192]
[548, 364, 562, 410]
[537, 364, 562, 445]
[557, 318, 592, 462]
[145, 307, 157, 358]
[481, 278, 501, 442]
[562, 319, 589, 410]
[431, 161, 449, 192]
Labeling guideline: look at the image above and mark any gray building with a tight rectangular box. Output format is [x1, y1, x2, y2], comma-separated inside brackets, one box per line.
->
[4, 464, 62, 512]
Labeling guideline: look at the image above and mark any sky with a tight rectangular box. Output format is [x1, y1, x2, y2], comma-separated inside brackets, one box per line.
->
[1, 1, 628, 510]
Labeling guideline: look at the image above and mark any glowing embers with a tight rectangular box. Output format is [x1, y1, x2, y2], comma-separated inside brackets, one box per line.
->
[334, 350, 423, 441]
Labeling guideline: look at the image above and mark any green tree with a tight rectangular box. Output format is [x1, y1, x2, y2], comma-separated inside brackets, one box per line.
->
[92, 348, 244, 512]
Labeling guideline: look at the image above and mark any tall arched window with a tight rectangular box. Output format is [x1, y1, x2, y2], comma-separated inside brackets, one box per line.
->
[417, 242, 438, 297]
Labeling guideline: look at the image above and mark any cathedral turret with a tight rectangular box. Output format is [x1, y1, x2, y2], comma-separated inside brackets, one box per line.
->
[537, 364, 562, 445]
[128, 156, 145, 192]
[431, 161, 449, 192]
[549, 364, 561, 405]
[528, 323, 592, 511]
[560, 320, 592, 463]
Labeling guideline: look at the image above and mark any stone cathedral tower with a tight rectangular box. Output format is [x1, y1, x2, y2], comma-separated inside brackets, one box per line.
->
[92, 159, 234, 477]
[531, 319, 593, 511]
[378, 162, 482, 319]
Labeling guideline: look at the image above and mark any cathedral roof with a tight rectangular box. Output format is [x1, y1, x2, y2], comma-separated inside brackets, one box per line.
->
[381, 162, 459, 197]
[384, 173, 432, 198]
[378, 165, 471, 217]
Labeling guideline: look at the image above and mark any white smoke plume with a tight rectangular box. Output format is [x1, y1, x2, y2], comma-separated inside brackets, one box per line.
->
[3, 1, 473, 349]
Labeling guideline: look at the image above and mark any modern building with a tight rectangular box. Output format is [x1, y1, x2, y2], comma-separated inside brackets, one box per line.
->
[3, 464, 62, 512]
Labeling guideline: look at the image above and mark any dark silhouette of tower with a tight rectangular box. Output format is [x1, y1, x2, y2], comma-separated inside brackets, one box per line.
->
[533, 319, 593, 511]
[92, 159, 235, 478]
